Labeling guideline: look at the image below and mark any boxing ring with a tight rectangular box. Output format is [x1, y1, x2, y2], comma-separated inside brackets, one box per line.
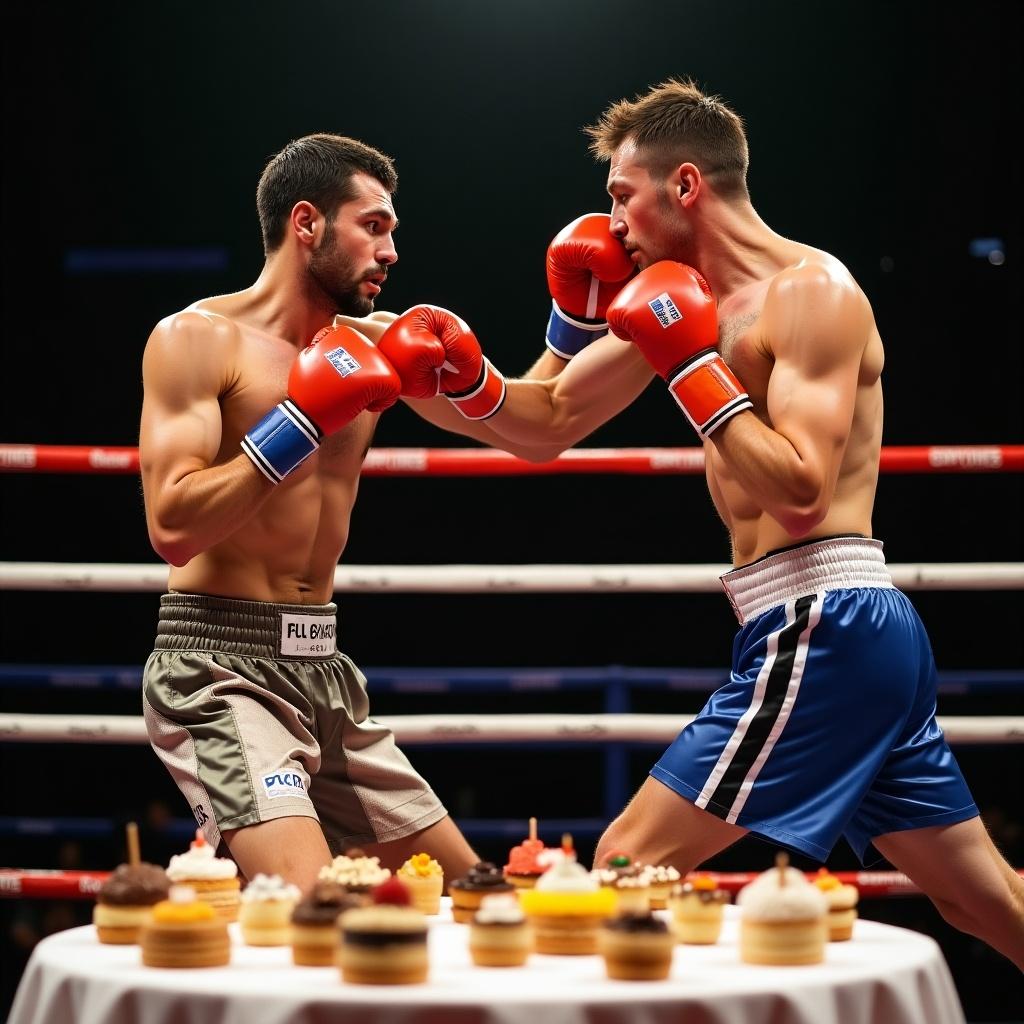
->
[2, 442, 1023, 1021]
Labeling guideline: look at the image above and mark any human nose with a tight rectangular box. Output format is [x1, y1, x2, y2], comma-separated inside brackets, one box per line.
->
[609, 202, 627, 239]
[377, 235, 398, 267]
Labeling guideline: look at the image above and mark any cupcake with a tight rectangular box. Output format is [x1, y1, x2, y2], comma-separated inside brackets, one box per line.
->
[318, 849, 391, 902]
[737, 855, 828, 965]
[669, 874, 730, 945]
[291, 882, 364, 966]
[469, 893, 532, 967]
[338, 876, 429, 984]
[239, 873, 301, 946]
[93, 862, 170, 944]
[599, 912, 675, 980]
[165, 830, 240, 922]
[518, 841, 616, 954]
[503, 817, 551, 890]
[812, 868, 859, 941]
[397, 853, 444, 914]
[140, 884, 231, 967]
[449, 862, 515, 923]
[600, 871, 651, 914]
[644, 865, 681, 910]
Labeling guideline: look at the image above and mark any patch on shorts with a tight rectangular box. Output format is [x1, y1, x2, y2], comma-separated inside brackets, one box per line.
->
[262, 769, 310, 801]
[279, 613, 337, 656]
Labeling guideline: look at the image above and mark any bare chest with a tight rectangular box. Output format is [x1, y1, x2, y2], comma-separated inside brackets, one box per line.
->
[718, 311, 772, 410]
[220, 337, 375, 473]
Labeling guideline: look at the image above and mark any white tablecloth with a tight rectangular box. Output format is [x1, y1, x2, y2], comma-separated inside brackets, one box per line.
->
[9, 903, 964, 1024]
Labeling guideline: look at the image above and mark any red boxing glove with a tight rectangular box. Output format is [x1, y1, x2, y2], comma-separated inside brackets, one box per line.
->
[545, 213, 634, 359]
[378, 304, 506, 420]
[242, 325, 401, 483]
[607, 261, 752, 438]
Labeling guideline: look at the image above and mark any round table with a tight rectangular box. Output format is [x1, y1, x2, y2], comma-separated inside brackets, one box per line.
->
[9, 903, 964, 1024]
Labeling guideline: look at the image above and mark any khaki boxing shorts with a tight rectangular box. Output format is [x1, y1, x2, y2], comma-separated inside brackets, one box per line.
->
[142, 593, 447, 852]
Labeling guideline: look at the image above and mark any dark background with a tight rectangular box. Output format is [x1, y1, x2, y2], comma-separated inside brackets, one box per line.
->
[1, 0, 1022, 1017]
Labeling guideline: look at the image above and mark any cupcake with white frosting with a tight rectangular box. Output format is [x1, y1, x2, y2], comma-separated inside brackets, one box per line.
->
[166, 831, 240, 922]
[239, 873, 301, 945]
[737, 853, 828, 965]
[469, 893, 532, 966]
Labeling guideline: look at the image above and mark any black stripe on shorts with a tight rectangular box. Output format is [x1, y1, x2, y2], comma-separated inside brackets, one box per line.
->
[705, 594, 816, 817]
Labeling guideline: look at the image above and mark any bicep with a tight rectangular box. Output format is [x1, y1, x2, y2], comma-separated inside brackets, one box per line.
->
[764, 280, 868, 477]
[139, 322, 226, 495]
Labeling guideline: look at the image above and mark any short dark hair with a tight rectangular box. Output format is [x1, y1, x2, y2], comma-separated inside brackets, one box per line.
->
[585, 79, 749, 199]
[256, 133, 398, 253]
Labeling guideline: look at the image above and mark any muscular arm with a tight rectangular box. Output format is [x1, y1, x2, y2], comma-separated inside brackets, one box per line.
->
[336, 312, 648, 459]
[139, 312, 273, 566]
[710, 265, 872, 537]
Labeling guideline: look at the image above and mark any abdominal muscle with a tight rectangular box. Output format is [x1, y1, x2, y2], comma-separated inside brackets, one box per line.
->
[167, 456, 362, 606]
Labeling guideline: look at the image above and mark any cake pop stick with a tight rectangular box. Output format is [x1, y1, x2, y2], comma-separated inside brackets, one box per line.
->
[126, 822, 140, 867]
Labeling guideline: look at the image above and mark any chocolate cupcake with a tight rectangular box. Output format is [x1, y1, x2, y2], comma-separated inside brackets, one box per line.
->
[93, 862, 171, 944]
[449, 862, 515, 923]
[599, 912, 675, 980]
[291, 882, 364, 966]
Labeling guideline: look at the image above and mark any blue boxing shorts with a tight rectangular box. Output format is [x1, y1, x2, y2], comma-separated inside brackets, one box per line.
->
[651, 535, 978, 863]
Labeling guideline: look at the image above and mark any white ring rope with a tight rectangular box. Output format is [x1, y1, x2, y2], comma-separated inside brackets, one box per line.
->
[1, 713, 1021, 746]
[2, 561, 1022, 592]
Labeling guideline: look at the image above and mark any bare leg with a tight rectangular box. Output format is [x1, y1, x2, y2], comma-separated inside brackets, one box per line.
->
[873, 817, 1024, 970]
[594, 776, 748, 871]
[359, 814, 479, 886]
[223, 816, 331, 895]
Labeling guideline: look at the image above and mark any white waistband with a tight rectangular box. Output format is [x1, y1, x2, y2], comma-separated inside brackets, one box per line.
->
[720, 537, 892, 625]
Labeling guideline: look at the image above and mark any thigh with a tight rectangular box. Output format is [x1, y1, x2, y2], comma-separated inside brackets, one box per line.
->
[872, 816, 1014, 906]
[223, 816, 331, 893]
[596, 776, 748, 871]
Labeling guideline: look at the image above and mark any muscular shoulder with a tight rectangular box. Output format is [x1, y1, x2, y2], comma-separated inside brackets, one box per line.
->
[762, 254, 873, 363]
[147, 306, 242, 354]
[143, 307, 241, 397]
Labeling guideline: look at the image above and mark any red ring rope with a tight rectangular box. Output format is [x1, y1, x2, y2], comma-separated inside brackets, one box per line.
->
[3, 867, 1023, 900]
[2, 444, 1023, 476]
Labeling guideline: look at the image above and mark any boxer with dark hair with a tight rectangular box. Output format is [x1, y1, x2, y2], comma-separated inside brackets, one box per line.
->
[139, 133, 511, 892]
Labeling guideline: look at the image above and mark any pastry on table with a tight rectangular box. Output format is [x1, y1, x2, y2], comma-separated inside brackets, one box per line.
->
[291, 882, 364, 966]
[643, 864, 681, 910]
[812, 867, 859, 941]
[603, 871, 652, 914]
[239, 873, 301, 946]
[517, 838, 616, 954]
[396, 853, 444, 914]
[317, 848, 391, 902]
[93, 862, 170, 944]
[469, 893, 532, 967]
[503, 817, 551, 890]
[139, 884, 231, 968]
[599, 911, 675, 980]
[165, 829, 241, 922]
[449, 861, 515, 923]
[669, 873, 730, 945]
[338, 876, 429, 984]
[737, 853, 828, 965]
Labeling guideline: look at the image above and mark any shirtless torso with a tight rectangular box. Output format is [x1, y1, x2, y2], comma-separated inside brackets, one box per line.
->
[708, 244, 884, 565]
[140, 295, 374, 605]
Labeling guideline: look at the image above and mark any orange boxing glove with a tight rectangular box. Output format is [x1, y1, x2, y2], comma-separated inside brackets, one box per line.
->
[607, 261, 752, 437]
